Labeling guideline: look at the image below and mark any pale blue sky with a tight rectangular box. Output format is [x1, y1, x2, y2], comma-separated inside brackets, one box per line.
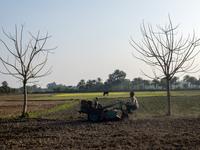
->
[1, 0, 200, 88]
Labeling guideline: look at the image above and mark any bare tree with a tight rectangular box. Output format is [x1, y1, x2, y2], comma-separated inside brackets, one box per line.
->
[0, 25, 57, 117]
[130, 16, 200, 115]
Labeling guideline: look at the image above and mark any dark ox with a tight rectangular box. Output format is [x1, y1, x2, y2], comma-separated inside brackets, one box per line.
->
[103, 91, 109, 96]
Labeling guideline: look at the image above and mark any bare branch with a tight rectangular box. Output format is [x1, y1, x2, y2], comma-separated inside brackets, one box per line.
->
[130, 17, 200, 80]
[0, 25, 56, 86]
[130, 15, 200, 115]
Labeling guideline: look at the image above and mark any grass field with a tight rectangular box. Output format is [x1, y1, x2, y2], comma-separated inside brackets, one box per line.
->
[1, 90, 200, 117]
[33, 91, 200, 117]
[21, 90, 200, 100]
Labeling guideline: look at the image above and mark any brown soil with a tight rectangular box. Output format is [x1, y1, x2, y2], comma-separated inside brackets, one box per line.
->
[0, 98, 200, 149]
[1, 116, 200, 149]
[0, 94, 76, 117]
[0, 100, 76, 117]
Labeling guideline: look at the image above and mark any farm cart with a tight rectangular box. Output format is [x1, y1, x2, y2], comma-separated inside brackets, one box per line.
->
[78, 99, 135, 122]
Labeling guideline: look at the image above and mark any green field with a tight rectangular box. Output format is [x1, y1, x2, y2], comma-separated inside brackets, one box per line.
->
[31, 91, 200, 117]
[26, 90, 200, 100]
[1, 91, 200, 118]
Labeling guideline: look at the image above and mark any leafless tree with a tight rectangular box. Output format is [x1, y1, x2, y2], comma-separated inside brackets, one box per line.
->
[0, 25, 57, 117]
[130, 16, 200, 115]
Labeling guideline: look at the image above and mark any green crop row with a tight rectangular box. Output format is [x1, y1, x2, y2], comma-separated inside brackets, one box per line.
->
[23, 90, 200, 101]
[1, 91, 200, 119]
[0, 101, 79, 119]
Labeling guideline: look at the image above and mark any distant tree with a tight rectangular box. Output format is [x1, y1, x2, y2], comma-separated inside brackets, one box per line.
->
[130, 16, 200, 115]
[159, 78, 167, 90]
[183, 75, 190, 89]
[86, 80, 93, 90]
[196, 78, 200, 88]
[0, 25, 56, 117]
[32, 85, 37, 92]
[77, 79, 86, 90]
[47, 82, 57, 91]
[0, 87, 5, 94]
[137, 77, 143, 89]
[27, 86, 34, 93]
[47, 83, 67, 92]
[151, 79, 159, 89]
[183, 83, 188, 89]
[96, 78, 103, 90]
[4, 86, 10, 94]
[97, 78, 102, 83]
[2, 81, 8, 86]
[170, 76, 179, 89]
[11, 88, 18, 93]
[143, 79, 151, 89]
[19, 85, 37, 93]
[104, 81, 113, 91]
[68, 85, 73, 89]
[122, 79, 132, 90]
[0, 81, 11, 94]
[36, 87, 43, 92]
[132, 77, 143, 89]
[189, 76, 197, 88]
[107, 70, 126, 90]
[131, 79, 138, 89]
[0, 86, 11, 94]
[92, 79, 96, 85]
[53, 87, 62, 93]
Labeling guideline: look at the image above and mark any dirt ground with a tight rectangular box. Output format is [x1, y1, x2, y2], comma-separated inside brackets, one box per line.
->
[0, 98, 200, 149]
[1, 115, 200, 149]
[0, 100, 76, 117]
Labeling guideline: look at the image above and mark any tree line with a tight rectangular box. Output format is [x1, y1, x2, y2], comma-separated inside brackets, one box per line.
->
[1, 70, 200, 94]
[45, 72, 200, 92]
[76, 71, 200, 92]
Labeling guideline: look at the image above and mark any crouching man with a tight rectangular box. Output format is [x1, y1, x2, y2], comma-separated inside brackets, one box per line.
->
[126, 91, 139, 113]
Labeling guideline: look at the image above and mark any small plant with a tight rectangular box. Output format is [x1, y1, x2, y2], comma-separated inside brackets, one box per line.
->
[19, 111, 30, 118]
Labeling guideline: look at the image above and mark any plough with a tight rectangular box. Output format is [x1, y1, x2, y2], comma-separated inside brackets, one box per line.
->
[78, 98, 136, 122]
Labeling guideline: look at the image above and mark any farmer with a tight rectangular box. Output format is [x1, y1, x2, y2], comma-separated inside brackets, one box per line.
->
[94, 97, 98, 109]
[127, 91, 139, 113]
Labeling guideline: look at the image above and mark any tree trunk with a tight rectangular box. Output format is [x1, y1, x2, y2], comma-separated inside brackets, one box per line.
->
[167, 78, 172, 115]
[22, 81, 27, 117]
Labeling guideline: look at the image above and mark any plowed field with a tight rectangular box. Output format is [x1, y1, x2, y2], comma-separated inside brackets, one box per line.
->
[1, 115, 200, 149]
[0, 99, 200, 149]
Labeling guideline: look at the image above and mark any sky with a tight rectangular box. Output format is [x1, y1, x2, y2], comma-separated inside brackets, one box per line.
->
[1, 0, 200, 88]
